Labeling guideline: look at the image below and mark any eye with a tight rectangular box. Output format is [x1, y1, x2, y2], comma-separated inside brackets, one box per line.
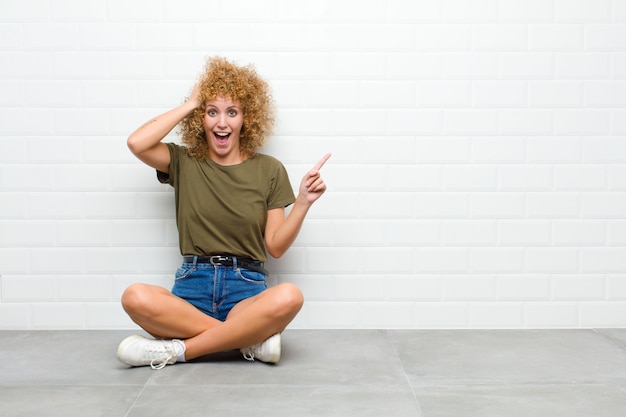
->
[228, 109, 238, 116]
[207, 109, 217, 116]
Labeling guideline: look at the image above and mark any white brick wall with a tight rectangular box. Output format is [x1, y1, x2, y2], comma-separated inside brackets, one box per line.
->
[1, 0, 626, 329]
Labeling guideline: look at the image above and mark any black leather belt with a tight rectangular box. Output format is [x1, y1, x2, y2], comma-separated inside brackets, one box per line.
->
[183, 255, 268, 275]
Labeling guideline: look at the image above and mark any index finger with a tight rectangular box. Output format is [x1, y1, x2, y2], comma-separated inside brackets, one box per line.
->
[312, 153, 331, 171]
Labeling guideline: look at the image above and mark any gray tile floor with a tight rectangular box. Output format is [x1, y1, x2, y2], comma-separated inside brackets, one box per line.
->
[1, 329, 626, 416]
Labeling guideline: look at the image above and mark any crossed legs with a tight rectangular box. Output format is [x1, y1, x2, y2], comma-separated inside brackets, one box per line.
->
[120, 282, 303, 361]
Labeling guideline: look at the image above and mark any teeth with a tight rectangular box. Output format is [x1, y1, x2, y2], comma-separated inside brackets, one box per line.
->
[215, 132, 229, 137]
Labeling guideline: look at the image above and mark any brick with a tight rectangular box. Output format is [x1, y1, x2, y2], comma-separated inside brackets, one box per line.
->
[524, 303, 579, 328]
[444, 53, 498, 79]
[389, 52, 444, 79]
[25, 80, 81, 107]
[416, 81, 471, 108]
[499, 0, 553, 22]
[442, 275, 497, 300]
[499, 165, 554, 191]
[552, 275, 605, 300]
[416, 302, 469, 328]
[609, 165, 626, 190]
[585, 24, 626, 51]
[500, 53, 554, 79]
[1, 0, 50, 20]
[529, 24, 584, 51]
[499, 110, 553, 135]
[526, 193, 581, 218]
[471, 248, 524, 273]
[526, 248, 580, 273]
[442, 220, 497, 246]
[581, 192, 626, 218]
[414, 24, 472, 51]
[388, 275, 441, 301]
[443, 0, 498, 22]
[470, 193, 524, 219]
[23, 23, 78, 50]
[554, 165, 608, 191]
[333, 275, 386, 301]
[553, 220, 606, 246]
[416, 192, 469, 218]
[304, 81, 360, 108]
[555, 0, 611, 22]
[498, 275, 550, 300]
[107, 0, 161, 20]
[444, 110, 498, 135]
[529, 81, 583, 107]
[527, 136, 582, 163]
[31, 303, 85, 329]
[556, 53, 611, 79]
[581, 248, 626, 272]
[443, 165, 498, 191]
[415, 137, 471, 163]
[584, 137, 626, 162]
[357, 302, 416, 328]
[416, 248, 470, 273]
[473, 24, 527, 51]
[387, 0, 441, 22]
[385, 220, 441, 246]
[469, 302, 524, 328]
[472, 81, 527, 107]
[472, 137, 526, 163]
[580, 301, 626, 327]
[387, 165, 442, 190]
[51, 0, 106, 20]
[499, 220, 552, 246]
[554, 109, 610, 135]
[1, 275, 56, 301]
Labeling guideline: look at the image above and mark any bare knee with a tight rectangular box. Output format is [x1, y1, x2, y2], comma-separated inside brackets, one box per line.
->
[121, 283, 160, 317]
[273, 283, 304, 317]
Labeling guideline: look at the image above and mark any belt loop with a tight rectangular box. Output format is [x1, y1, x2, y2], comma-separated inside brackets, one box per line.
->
[192, 255, 198, 269]
[232, 256, 238, 270]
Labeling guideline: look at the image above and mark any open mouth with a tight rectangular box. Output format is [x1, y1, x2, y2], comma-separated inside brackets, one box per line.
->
[214, 132, 231, 145]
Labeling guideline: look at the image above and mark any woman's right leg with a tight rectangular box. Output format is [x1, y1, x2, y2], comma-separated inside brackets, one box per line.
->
[121, 283, 220, 339]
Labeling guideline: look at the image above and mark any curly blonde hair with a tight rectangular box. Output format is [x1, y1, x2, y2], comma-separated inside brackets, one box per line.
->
[179, 57, 275, 159]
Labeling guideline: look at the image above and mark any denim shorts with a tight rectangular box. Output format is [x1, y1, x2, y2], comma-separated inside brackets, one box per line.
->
[171, 260, 267, 322]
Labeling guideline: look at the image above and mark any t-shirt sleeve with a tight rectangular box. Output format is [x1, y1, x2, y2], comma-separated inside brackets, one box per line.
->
[156, 142, 180, 186]
[267, 160, 296, 210]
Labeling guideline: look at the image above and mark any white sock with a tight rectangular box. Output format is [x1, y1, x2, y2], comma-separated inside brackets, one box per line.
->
[174, 339, 186, 363]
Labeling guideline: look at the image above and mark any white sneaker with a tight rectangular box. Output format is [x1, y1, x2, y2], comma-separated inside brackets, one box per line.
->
[240, 333, 281, 363]
[117, 335, 184, 370]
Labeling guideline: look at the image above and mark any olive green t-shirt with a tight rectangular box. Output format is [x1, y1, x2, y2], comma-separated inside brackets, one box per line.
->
[157, 143, 295, 263]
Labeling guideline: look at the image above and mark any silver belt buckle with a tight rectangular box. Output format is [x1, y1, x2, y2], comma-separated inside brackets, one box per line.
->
[209, 255, 225, 266]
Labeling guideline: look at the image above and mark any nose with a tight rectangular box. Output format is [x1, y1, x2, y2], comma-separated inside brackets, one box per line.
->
[217, 113, 228, 128]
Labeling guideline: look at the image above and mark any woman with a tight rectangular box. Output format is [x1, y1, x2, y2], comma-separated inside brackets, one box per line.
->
[116, 57, 330, 369]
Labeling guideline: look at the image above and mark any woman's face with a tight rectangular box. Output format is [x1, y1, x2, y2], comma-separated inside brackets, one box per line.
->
[203, 96, 244, 164]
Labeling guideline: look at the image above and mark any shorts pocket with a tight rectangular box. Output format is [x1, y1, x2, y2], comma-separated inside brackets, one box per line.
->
[236, 268, 266, 285]
[175, 266, 194, 281]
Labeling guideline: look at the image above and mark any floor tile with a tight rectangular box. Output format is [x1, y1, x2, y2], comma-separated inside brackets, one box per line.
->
[597, 328, 626, 349]
[0, 386, 142, 417]
[389, 330, 626, 386]
[414, 383, 626, 417]
[148, 330, 408, 387]
[128, 384, 422, 417]
[0, 330, 149, 386]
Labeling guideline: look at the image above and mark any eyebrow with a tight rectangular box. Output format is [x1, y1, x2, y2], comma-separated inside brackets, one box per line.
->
[205, 104, 241, 110]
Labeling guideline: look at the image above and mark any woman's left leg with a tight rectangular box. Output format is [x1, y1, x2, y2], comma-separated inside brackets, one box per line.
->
[182, 282, 303, 360]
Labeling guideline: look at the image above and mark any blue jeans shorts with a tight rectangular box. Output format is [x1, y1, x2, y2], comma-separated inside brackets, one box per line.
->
[171, 259, 267, 322]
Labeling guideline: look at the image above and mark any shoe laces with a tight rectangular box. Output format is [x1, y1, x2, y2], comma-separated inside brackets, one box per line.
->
[241, 345, 258, 362]
[149, 341, 177, 370]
